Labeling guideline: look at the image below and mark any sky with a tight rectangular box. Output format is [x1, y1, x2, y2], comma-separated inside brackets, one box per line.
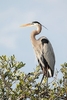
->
[0, 0, 67, 81]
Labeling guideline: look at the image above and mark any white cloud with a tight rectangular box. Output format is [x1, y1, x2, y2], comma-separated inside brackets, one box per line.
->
[0, 34, 18, 49]
[0, 7, 37, 50]
[0, 7, 21, 49]
[0, 6, 36, 33]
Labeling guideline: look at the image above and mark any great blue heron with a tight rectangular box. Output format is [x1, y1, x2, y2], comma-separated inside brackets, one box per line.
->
[20, 21, 55, 85]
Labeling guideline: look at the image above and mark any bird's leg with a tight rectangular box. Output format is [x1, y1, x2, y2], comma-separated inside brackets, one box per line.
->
[46, 66, 48, 95]
[46, 75, 48, 88]
[40, 67, 48, 87]
[46, 67, 48, 87]
[40, 67, 46, 84]
[40, 74, 44, 84]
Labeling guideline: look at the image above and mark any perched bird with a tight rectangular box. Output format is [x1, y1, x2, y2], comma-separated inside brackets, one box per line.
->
[20, 21, 55, 84]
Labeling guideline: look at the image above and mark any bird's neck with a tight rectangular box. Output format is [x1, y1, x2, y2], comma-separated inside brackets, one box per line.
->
[30, 25, 42, 45]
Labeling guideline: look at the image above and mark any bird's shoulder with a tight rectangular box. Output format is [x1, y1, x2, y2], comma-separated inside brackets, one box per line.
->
[37, 36, 49, 45]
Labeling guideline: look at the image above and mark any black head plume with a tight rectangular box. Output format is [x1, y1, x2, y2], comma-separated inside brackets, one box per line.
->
[32, 21, 41, 25]
[32, 21, 48, 30]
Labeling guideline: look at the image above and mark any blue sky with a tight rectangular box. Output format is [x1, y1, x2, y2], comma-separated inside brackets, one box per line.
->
[0, 0, 67, 80]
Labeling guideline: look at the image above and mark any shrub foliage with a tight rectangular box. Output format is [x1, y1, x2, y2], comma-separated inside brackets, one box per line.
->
[0, 55, 67, 100]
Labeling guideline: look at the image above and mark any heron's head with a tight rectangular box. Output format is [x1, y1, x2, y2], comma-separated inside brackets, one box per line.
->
[20, 21, 41, 27]
[20, 21, 48, 30]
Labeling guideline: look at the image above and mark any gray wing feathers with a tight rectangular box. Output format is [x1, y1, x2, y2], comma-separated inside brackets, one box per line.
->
[42, 42, 55, 72]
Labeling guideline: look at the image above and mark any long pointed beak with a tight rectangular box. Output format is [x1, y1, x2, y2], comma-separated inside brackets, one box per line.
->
[20, 23, 32, 27]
